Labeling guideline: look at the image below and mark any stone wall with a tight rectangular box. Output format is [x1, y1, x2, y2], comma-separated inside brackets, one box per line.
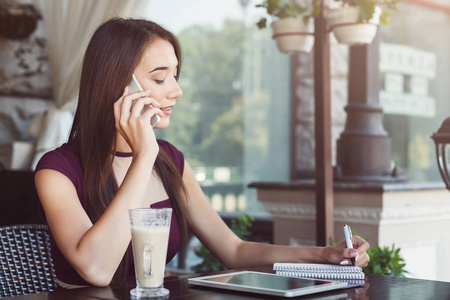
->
[293, 36, 349, 177]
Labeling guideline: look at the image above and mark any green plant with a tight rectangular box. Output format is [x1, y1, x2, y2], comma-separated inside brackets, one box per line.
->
[364, 244, 409, 276]
[192, 213, 254, 272]
[333, 0, 398, 26]
[255, 0, 311, 29]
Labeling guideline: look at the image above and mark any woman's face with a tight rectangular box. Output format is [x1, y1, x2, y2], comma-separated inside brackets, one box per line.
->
[133, 38, 182, 129]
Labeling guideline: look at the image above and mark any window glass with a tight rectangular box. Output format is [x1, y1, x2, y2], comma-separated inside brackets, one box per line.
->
[147, 0, 291, 216]
[380, 2, 450, 182]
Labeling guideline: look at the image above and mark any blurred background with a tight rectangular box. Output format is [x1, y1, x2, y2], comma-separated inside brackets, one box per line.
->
[1, 0, 449, 281]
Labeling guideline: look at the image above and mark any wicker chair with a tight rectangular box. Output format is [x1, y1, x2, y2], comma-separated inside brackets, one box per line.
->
[0, 224, 57, 297]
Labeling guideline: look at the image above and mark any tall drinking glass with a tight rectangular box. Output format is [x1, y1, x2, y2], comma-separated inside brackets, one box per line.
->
[129, 208, 172, 298]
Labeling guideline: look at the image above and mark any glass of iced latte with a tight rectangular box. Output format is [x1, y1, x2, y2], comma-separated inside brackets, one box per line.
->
[129, 208, 172, 298]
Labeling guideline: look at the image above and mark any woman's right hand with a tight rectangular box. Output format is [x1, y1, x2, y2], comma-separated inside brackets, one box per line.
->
[322, 235, 370, 268]
[113, 87, 163, 158]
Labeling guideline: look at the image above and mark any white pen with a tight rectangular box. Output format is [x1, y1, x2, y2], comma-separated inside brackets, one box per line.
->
[343, 224, 355, 266]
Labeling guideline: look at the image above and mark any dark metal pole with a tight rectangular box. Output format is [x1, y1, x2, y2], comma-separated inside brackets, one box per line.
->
[313, 1, 334, 246]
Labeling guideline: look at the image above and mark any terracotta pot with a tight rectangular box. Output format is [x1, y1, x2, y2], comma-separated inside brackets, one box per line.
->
[271, 17, 314, 54]
[327, 6, 381, 45]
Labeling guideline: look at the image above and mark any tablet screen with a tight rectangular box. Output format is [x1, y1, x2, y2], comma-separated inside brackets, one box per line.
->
[188, 271, 348, 297]
[205, 272, 329, 289]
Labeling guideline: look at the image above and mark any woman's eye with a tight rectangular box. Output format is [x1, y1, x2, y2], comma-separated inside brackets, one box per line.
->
[154, 79, 165, 85]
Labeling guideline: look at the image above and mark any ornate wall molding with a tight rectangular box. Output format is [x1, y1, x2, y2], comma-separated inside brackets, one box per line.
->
[263, 202, 450, 225]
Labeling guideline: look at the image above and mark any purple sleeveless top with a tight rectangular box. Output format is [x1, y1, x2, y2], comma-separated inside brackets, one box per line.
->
[35, 139, 184, 286]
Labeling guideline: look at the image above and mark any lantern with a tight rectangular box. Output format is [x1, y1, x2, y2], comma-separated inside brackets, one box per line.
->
[431, 117, 450, 190]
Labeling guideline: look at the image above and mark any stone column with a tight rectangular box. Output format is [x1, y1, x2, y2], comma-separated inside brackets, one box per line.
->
[335, 30, 402, 182]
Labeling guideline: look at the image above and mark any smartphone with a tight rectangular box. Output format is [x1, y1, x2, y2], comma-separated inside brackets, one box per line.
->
[128, 74, 160, 128]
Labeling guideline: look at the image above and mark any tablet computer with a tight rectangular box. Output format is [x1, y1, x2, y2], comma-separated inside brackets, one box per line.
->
[188, 271, 348, 298]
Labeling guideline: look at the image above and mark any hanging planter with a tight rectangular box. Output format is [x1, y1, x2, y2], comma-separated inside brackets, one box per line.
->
[327, 6, 381, 45]
[256, 0, 318, 54]
[327, 0, 397, 45]
[271, 17, 314, 54]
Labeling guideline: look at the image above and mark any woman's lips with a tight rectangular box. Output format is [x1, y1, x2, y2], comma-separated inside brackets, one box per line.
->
[161, 106, 173, 116]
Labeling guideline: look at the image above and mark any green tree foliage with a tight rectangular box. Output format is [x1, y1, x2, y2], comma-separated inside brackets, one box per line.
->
[157, 20, 245, 168]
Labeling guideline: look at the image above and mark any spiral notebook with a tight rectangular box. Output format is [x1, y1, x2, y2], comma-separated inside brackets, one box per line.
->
[274, 263, 365, 287]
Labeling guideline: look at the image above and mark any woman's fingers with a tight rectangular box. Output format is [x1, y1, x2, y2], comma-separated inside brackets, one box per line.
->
[114, 89, 161, 127]
[353, 236, 370, 251]
[337, 235, 370, 267]
[339, 250, 369, 267]
[112, 87, 160, 155]
[339, 247, 358, 265]
[140, 105, 163, 121]
[356, 251, 370, 267]
[129, 97, 161, 118]
[122, 90, 152, 116]
[113, 87, 128, 130]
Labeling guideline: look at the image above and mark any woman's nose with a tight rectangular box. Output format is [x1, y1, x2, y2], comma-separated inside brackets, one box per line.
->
[168, 80, 183, 99]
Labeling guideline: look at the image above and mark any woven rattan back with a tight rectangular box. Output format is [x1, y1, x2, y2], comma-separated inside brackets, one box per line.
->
[0, 224, 57, 297]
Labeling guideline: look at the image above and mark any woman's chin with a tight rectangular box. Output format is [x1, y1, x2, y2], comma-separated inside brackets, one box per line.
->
[154, 118, 169, 129]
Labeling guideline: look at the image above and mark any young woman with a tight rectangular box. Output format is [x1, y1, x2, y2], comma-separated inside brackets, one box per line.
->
[35, 18, 370, 288]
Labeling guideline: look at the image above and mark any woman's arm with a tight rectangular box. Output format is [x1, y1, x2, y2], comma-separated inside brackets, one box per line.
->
[183, 161, 370, 269]
[36, 152, 154, 286]
[35, 90, 163, 286]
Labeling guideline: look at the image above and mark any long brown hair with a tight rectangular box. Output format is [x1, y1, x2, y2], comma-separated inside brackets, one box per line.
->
[69, 18, 188, 284]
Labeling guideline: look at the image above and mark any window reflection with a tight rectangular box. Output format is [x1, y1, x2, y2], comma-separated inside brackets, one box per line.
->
[381, 2, 450, 182]
[148, 0, 291, 216]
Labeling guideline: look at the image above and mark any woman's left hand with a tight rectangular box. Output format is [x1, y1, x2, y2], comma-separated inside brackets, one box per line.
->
[323, 235, 370, 268]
